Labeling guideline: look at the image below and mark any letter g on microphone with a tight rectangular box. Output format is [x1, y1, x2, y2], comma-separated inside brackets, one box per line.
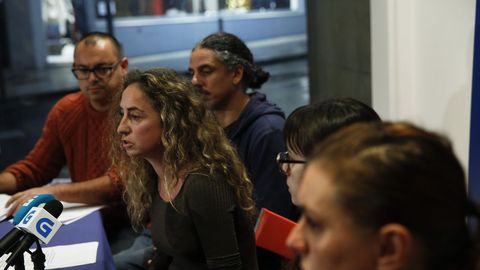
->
[21, 210, 36, 224]
[36, 218, 54, 238]
[18, 207, 62, 244]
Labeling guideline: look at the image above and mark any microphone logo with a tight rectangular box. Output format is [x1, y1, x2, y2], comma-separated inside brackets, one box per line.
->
[36, 218, 54, 238]
[21, 210, 36, 224]
[18, 207, 62, 244]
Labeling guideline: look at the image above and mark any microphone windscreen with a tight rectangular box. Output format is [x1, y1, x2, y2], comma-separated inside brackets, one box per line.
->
[42, 200, 63, 218]
[13, 194, 55, 225]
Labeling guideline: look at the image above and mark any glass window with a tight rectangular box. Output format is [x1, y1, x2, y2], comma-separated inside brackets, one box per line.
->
[103, 0, 298, 18]
[42, 0, 76, 64]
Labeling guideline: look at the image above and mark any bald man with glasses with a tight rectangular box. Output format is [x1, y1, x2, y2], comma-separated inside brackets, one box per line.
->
[0, 32, 132, 252]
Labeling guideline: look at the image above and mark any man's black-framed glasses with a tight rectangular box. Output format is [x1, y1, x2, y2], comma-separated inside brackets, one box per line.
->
[71, 60, 121, 80]
[276, 151, 306, 176]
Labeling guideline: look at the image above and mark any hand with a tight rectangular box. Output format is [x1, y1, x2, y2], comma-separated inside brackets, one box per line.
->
[147, 246, 158, 270]
[0, 172, 18, 194]
[5, 186, 54, 217]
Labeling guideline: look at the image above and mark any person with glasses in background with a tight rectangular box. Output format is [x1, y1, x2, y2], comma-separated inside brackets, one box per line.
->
[276, 98, 380, 270]
[279, 97, 381, 206]
[0, 31, 133, 253]
[287, 122, 480, 270]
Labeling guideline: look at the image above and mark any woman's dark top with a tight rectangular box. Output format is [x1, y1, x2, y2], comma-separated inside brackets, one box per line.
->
[149, 171, 258, 270]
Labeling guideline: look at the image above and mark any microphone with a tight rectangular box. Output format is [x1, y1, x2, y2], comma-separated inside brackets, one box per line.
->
[0, 194, 55, 257]
[13, 194, 55, 225]
[5, 199, 63, 267]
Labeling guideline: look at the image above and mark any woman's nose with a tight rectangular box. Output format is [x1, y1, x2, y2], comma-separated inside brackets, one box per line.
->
[117, 116, 129, 134]
[286, 218, 308, 256]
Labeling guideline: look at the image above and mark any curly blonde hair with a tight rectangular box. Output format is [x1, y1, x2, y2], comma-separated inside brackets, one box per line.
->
[110, 68, 255, 230]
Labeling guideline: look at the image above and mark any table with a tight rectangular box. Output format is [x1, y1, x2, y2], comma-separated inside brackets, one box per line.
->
[0, 210, 115, 270]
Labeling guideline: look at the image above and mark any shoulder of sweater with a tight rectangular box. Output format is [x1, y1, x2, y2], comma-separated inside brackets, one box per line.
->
[54, 92, 85, 108]
[251, 113, 285, 127]
[240, 114, 285, 136]
[238, 102, 285, 130]
[49, 92, 88, 117]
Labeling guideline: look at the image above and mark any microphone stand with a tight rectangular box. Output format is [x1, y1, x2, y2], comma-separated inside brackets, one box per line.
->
[4, 240, 45, 270]
[30, 240, 45, 270]
[13, 251, 24, 270]
[2, 240, 25, 270]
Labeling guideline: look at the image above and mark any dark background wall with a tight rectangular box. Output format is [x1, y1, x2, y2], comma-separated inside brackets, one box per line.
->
[306, 0, 371, 105]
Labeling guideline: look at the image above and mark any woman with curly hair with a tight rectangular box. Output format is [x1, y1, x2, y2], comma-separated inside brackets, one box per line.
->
[111, 67, 258, 270]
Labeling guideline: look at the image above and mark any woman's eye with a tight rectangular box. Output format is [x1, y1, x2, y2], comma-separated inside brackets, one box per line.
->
[129, 114, 141, 120]
[304, 214, 323, 232]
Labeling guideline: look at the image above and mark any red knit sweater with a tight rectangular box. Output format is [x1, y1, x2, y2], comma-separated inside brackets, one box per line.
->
[5, 92, 121, 196]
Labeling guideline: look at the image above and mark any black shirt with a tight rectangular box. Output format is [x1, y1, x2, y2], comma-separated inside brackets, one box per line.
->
[150, 171, 258, 270]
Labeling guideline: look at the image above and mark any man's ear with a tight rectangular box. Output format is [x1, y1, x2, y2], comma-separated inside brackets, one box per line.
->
[377, 224, 415, 270]
[120, 57, 129, 75]
[232, 64, 244, 85]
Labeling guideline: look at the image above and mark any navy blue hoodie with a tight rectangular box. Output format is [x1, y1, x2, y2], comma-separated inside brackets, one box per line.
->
[225, 92, 296, 269]
[224, 92, 296, 219]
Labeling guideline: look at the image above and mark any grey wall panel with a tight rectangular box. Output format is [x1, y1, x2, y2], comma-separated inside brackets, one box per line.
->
[93, 17, 219, 57]
[307, 0, 371, 105]
[222, 12, 306, 41]
[5, 0, 46, 71]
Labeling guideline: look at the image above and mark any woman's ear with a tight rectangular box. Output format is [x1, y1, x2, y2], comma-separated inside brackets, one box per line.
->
[232, 64, 244, 85]
[377, 224, 416, 270]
